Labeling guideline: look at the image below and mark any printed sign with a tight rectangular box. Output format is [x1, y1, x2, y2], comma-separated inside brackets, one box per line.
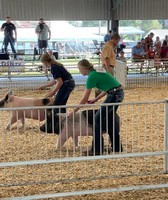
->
[0, 60, 25, 72]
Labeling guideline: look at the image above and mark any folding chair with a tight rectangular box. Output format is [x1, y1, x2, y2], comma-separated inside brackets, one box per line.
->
[92, 40, 101, 58]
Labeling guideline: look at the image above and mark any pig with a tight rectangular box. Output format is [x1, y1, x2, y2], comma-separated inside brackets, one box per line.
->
[0, 91, 54, 130]
[40, 109, 122, 151]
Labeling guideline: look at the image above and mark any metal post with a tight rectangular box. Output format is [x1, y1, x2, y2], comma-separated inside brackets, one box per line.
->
[164, 99, 168, 173]
[109, 0, 119, 34]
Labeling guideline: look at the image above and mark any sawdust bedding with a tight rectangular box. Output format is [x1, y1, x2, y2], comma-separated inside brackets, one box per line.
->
[0, 86, 168, 199]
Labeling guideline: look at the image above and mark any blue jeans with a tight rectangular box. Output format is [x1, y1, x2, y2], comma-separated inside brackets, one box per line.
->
[54, 79, 75, 113]
[92, 89, 124, 154]
[4, 34, 17, 58]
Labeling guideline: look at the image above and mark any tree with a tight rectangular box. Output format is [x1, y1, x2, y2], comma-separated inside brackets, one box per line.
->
[120, 20, 163, 36]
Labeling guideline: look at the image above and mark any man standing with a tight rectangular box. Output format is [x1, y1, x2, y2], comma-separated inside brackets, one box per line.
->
[35, 18, 51, 54]
[101, 33, 121, 76]
[144, 32, 154, 52]
[104, 30, 113, 43]
[0, 16, 17, 59]
[95, 34, 121, 97]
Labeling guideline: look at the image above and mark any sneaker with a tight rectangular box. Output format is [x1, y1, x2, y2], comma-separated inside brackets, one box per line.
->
[83, 149, 102, 156]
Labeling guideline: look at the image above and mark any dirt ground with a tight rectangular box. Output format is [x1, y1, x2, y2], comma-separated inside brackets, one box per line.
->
[0, 86, 168, 199]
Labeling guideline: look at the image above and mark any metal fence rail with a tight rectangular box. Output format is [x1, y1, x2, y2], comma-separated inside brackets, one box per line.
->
[0, 60, 168, 95]
[0, 100, 168, 198]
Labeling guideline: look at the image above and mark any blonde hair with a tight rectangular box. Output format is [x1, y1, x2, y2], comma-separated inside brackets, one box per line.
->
[41, 53, 62, 66]
[78, 59, 94, 71]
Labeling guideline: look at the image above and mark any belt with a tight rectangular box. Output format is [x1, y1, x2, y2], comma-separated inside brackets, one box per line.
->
[64, 78, 74, 83]
[106, 85, 122, 94]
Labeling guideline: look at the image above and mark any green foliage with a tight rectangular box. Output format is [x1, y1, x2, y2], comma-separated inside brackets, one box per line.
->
[69, 20, 163, 37]
[120, 20, 163, 36]
[68, 21, 107, 27]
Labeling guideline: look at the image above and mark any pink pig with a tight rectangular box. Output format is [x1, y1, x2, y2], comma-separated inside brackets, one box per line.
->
[40, 109, 120, 150]
[0, 91, 54, 130]
[57, 112, 93, 149]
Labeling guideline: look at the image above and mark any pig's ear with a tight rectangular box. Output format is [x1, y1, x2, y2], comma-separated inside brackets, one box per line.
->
[4, 91, 12, 102]
[4, 93, 10, 102]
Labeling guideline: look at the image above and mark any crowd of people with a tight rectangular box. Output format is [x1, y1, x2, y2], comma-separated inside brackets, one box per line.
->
[132, 32, 168, 60]
[131, 32, 168, 73]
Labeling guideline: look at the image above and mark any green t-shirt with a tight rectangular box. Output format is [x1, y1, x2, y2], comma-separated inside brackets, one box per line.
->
[86, 69, 120, 91]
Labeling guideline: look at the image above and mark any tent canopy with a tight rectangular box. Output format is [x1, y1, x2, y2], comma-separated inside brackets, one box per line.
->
[0, 21, 144, 42]
[145, 29, 168, 41]
[0, 21, 104, 42]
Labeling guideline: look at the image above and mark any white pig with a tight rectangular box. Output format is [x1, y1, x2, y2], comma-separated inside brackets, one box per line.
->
[0, 91, 54, 130]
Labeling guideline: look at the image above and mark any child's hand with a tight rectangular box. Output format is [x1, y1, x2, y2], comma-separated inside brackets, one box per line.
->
[87, 99, 96, 104]
[37, 85, 45, 90]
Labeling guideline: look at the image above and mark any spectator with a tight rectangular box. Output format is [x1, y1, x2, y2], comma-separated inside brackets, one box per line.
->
[118, 51, 127, 63]
[132, 42, 146, 61]
[147, 45, 155, 60]
[0, 16, 17, 59]
[35, 18, 51, 54]
[116, 38, 126, 56]
[160, 41, 168, 71]
[163, 35, 168, 43]
[101, 33, 121, 76]
[37, 52, 75, 113]
[69, 59, 124, 156]
[145, 32, 154, 52]
[104, 30, 113, 43]
[160, 41, 168, 59]
[132, 41, 146, 73]
[118, 50, 128, 74]
[141, 38, 146, 52]
[154, 36, 161, 54]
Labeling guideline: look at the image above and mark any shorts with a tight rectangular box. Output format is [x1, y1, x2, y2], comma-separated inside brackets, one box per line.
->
[38, 40, 48, 48]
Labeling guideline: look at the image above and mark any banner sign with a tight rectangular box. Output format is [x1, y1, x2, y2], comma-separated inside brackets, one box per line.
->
[0, 60, 25, 72]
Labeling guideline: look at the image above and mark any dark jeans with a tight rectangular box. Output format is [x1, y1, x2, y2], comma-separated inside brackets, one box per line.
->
[3, 35, 17, 58]
[92, 89, 124, 154]
[54, 79, 75, 113]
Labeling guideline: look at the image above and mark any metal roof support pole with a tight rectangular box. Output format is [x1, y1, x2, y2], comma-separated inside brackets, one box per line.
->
[109, 0, 120, 34]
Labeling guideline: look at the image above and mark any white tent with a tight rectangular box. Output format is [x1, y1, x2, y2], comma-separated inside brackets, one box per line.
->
[78, 26, 144, 36]
[50, 21, 103, 41]
[0, 21, 103, 42]
[145, 29, 168, 41]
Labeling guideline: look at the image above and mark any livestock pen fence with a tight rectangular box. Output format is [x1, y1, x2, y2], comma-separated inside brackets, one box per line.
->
[0, 101, 168, 199]
[1, 59, 168, 93]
